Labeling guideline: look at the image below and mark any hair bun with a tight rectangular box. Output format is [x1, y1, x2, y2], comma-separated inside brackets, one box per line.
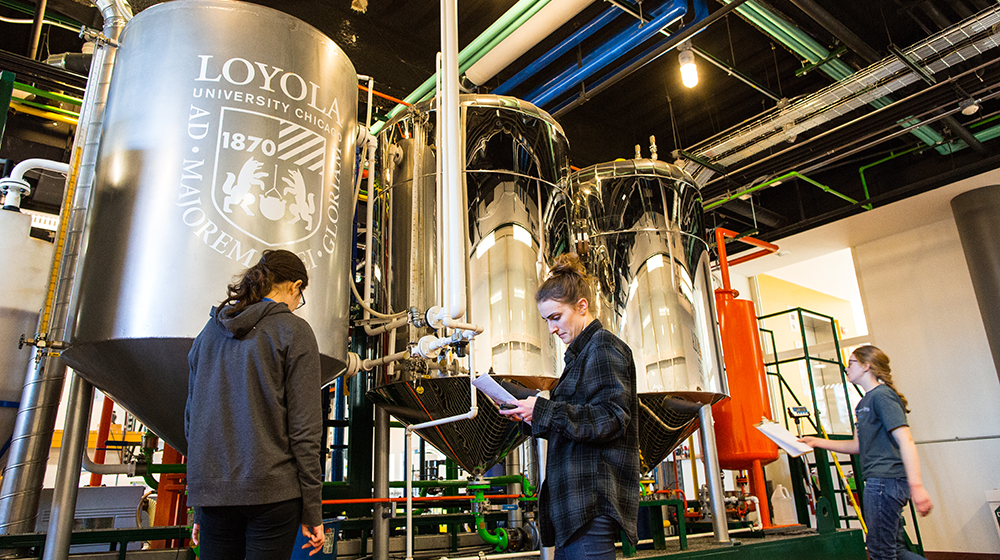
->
[549, 253, 588, 279]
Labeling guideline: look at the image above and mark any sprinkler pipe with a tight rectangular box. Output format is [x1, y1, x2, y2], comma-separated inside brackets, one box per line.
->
[703, 171, 857, 212]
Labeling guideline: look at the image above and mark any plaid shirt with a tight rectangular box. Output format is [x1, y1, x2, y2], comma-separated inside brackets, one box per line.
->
[531, 319, 640, 548]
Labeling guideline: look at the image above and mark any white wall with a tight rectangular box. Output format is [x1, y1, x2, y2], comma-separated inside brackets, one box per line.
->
[854, 217, 1000, 554]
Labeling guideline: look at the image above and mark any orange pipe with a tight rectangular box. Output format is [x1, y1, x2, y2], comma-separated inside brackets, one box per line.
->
[750, 459, 772, 528]
[323, 493, 522, 505]
[714, 227, 779, 291]
[89, 395, 115, 487]
[359, 84, 411, 107]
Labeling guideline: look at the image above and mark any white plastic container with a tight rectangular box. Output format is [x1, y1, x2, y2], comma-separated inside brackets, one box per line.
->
[772, 484, 797, 525]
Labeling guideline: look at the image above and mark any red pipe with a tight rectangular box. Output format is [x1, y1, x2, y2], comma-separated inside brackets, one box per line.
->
[358, 84, 411, 107]
[89, 394, 115, 487]
[714, 228, 779, 292]
[750, 459, 773, 528]
[323, 493, 522, 505]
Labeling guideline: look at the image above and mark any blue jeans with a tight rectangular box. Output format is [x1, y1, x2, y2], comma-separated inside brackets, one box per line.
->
[196, 498, 303, 560]
[554, 515, 620, 560]
[863, 478, 925, 560]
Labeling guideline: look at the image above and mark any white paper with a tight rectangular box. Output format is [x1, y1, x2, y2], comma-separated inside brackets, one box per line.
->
[755, 420, 814, 457]
[471, 374, 518, 405]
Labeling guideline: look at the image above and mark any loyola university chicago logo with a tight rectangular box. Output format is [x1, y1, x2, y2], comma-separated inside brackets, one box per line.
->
[178, 54, 346, 268]
[213, 108, 323, 244]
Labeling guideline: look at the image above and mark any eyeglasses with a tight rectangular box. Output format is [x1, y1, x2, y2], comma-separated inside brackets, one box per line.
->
[296, 287, 306, 310]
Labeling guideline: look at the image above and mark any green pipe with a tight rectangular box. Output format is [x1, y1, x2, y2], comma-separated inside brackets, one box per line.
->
[13, 82, 83, 106]
[470, 485, 509, 551]
[418, 0, 554, 104]
[858, 145, 923, 210]
[0, 0, 86, 27]
[371, 0, 548, 133]
[969, 113, 1000, 129]
[704, 171, 855, 210]
[722, 0, 944, 150]
[10, 98, 80, 118]
[142, 472, 158, 490]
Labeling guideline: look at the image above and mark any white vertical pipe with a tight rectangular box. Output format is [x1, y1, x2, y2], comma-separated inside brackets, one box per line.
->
[441, 0, 466, 320]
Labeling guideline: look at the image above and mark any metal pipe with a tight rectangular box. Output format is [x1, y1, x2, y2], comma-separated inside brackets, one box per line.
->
[691, 46, 780, 102]
[697, 404, 729, 544]
[553, 0, 745, 117]
[373, 405, 390, 560]
[27, 0, 47, 60]
[494, 7, 620, 95]
[0, 0, 130, 535]
[526, 0, 688, 107]
[42, 374, 94, 560]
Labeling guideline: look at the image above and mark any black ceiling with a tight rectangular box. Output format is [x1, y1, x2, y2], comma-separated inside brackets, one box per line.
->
[3, 0, 999, 246]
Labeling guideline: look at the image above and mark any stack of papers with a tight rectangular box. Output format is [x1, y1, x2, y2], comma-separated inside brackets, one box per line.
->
[755, 420, 814, 457]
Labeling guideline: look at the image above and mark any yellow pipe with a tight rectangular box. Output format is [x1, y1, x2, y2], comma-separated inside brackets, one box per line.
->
[819, 426, 867, 534]
[10, 101, 79, 126]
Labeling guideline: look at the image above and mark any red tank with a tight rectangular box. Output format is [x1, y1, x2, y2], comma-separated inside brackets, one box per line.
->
[712, 288, 778, 470]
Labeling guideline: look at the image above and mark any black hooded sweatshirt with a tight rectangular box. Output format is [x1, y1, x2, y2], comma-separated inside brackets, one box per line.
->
[185, 300, 323, 526]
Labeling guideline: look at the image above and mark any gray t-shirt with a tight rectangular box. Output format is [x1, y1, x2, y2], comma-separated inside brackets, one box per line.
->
[855, 384, 908, 480]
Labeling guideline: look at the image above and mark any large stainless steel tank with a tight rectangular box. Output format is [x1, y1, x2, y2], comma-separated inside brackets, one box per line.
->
[368, 95, 571, 475]
[571, 159, 727, 473]
[0, 211, 54, 468]
[61, 0, 357, 454]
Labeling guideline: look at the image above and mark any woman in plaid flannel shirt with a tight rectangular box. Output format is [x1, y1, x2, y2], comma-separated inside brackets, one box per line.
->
[501, 253, 640, 560]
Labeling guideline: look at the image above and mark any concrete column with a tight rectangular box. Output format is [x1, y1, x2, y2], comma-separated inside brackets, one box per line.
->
[952, 185, 1000, 386]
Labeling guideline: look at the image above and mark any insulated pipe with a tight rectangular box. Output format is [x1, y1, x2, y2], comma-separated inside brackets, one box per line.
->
[440, 13, 465, 321]
[494, 6, 620, 95]
[82, 446, 144, 477]
[464, 0, 595, 86]
[526, 0, 687, 107]
[698, 404, 730, 544]
[362, 349, 410, 371]
[372, 0, 545, 133]
[0, 0, 130, 536]
[0, 158, 69, 209]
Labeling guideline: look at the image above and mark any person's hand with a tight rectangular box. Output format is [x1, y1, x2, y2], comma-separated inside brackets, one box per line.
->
[191, 523, 200, 546]
[301, 524, 325, 556]
[910, 484, 933, 516]
[798, 436, 821, 448]
[499, 396, 536, 423]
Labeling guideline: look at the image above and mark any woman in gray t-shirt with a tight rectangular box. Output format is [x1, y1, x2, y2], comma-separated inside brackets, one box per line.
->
[800, 345, 932, 560]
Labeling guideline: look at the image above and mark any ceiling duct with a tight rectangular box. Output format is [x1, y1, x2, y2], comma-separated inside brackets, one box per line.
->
[683, 5, 1000, 185]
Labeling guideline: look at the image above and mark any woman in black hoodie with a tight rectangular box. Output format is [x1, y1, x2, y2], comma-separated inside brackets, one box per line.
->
[186, 249, 324, 559]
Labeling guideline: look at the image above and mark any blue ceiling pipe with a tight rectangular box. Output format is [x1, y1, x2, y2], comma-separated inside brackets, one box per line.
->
[549, 0, 709, 115]
[525, 0, 688, 107]
[493, 6, 623, 95]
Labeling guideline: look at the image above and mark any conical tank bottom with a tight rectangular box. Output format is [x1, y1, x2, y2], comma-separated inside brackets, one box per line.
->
[637, 392, 725, 473]
[367, 377, 528, 475]
[62, 338, 345, 455]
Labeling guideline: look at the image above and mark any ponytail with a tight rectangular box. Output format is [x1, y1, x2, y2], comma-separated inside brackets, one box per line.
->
[853, 345, 910, 413]
[221, 249, 309, 315]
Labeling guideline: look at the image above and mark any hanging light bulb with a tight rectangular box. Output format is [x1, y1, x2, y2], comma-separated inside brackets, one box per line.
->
[679, 45, 698, 88]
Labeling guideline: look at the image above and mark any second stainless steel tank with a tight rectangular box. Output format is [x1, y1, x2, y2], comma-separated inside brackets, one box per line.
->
[571, 159, 727, 472]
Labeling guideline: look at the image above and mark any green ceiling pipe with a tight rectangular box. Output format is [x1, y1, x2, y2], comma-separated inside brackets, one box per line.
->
[371, 0, 550, 134]
[0, 71, 13, 143]
[720, 0, 944, 150]
[11, 98, 80, 118]
[704, 170, 856, 210]
[858, 145, 923, 210]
